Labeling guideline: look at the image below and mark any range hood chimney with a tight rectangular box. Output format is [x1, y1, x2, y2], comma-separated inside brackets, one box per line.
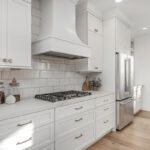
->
[32, 0, 91, 59]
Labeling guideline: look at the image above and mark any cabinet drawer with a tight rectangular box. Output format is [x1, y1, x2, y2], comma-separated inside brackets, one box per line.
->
[88, 13, 102, 34]
[95, 95, 114, 107]
[55, 100, 95, 120]
[42, 144, 54, 150]
[96, 103, 113, 119]
[96, 113, 113, 139]
[0, 109, 54, 137]
[55, 123, 95, 150]
[55, 110, 95, 140]
[0, 123, 54, 150]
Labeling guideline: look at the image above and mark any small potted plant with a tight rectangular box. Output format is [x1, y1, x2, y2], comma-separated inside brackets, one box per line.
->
[90, 78, 101, 91]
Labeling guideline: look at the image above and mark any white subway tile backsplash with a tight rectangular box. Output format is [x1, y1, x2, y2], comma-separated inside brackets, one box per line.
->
[22, 88, 39, 98]
[39, 87, 53, 94]
[53, 86, 65, 92]
[0, 57, 86, 98]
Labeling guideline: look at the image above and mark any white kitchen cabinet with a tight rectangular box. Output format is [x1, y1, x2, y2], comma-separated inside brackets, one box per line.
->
[0, 0, 7, 66]
[0, 0, 31, 68]
[55, 110, 95, 140]
[0, 109, 54, 150]
[55, 100, 95, 121]
[116, 19, 131, 52]
[55, 93, 115, 150]
[96, 113, 113, 139]
[102, 9, 132, 95]
[55, 123, 95, 150]
[88, 31, 103, 71]
[76, 3, 103, 72]
[88, 13, 103, 35]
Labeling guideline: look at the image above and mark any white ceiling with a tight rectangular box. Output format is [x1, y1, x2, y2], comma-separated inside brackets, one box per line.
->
[90, 0, 150, 37]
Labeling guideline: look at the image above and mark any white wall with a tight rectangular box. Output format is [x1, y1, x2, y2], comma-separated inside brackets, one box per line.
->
[134, 35, 150, 111]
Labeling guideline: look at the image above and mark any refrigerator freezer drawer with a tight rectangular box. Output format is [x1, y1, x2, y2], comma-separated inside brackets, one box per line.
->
[117, 98, 134, 130]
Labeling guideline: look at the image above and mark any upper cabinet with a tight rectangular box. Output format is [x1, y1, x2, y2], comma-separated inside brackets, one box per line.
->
[116, 19, 131, 52]
[0, 0, 7, 66]
[75, 2, 103, 72]
[0, 0, 31, 68]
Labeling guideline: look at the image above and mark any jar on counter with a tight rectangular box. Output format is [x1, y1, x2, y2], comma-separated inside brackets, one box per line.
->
[0, 82, 5, 104]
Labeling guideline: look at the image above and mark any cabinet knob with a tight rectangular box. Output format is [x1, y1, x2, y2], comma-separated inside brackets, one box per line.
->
[94, 29, 99, 32]
[8, 59, 13, 63]
[3, 58, 8, 63]
[95, 67, 98, 70]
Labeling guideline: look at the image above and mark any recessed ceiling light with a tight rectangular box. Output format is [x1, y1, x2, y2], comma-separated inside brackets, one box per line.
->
[142, 27, 148, 30]
[115, 0, 123, 3]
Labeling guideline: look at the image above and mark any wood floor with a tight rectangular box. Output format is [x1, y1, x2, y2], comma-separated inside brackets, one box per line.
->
[87, 111, 150, 150]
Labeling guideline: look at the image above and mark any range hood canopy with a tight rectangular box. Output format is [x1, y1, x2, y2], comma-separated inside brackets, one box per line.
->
[32, 0, 91, 59]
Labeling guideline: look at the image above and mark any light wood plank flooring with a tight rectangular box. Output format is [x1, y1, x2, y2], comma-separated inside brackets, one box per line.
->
[87, 111, 150, 150]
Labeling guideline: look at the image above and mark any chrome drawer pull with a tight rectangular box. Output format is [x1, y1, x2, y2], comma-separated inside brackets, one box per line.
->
[104, 108, 109, 111]
[17, 120, 32, 127]
[75, 134, 83, 139]
[16, 137, 32, 145]
[104, 120, 109, 124]
[75, 118, 83, 122]
[75, 106, 83, 110]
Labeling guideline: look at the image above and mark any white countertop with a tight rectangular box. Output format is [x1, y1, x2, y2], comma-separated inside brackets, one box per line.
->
[0, 91, 114, 121]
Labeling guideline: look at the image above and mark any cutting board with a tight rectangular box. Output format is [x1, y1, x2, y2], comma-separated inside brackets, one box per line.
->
[82, 76, 90, 91]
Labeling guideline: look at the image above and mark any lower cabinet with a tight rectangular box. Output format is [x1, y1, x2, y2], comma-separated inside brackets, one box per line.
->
[55, 123, 95, 150]
[0, 110, 54, 150]
[0, 93, 114, 150]
[96, 113, 113, 139]
[55, 93, 114, 150]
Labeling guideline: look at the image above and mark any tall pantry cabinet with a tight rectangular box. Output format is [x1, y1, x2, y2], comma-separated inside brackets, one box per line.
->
[0, 0, 31, 68]
[102, 9, 132, 92]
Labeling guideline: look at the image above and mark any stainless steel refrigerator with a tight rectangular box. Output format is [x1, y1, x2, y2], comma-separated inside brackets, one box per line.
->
[116, 52, 134, 130]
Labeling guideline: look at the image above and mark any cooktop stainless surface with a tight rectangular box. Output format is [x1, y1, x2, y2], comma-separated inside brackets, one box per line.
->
[35, 91, 92, 103]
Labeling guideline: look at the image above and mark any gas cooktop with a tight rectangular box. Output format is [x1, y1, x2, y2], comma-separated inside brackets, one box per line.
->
[35, 90, 92, 103]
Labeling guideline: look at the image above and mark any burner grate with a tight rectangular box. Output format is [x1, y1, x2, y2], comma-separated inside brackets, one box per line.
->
[35, 91, 92, 103]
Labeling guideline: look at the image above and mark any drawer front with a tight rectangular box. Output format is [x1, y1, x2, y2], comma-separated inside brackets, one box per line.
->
[96, 103, 113, 119]
[0, 109, 54, 137]
[95, 95, 114, 107]
[55, 100, 95, 120]
[0, 123, 54, 150]
[96, 113, 113, 139]
[88, 13, 102, 34]
[31, 142, 54, 150]
[42, 144, 54, 150]
[55, 123, 95, 150]
[55, 110, 95, 140]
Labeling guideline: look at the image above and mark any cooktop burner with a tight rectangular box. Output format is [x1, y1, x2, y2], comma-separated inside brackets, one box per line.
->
[35, 90, 92, 102]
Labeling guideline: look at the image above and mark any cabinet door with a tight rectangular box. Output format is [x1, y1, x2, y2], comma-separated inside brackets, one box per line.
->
[116, 19, 131, 52]
[88, 13, 102, 35]
[88, 31, 103, 71]
[0, 0, 8, 66]
[7, 0, 31, 68]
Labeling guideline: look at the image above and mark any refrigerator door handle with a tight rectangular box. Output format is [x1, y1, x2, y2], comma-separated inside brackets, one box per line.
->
[120, 99, 133, 105]
[125, 59, 131, 93]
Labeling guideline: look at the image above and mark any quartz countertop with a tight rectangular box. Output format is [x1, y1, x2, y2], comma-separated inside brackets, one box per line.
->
[0, 91, 114, 121]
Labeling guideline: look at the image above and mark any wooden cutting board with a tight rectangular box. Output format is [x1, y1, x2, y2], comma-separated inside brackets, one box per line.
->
[82, 76, 90, 91]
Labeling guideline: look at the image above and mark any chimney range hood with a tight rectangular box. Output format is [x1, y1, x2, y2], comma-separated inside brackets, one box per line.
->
[32, 0, 91, 59]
